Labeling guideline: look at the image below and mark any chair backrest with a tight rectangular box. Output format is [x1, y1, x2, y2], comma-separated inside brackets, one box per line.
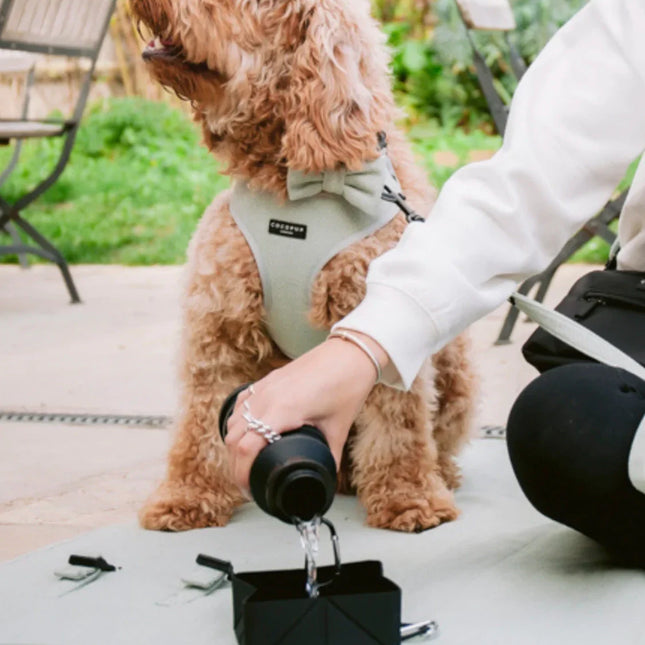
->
[455, 0, 516, 31]
[0, 0, 115, 58]
[454, 0, 526, 136]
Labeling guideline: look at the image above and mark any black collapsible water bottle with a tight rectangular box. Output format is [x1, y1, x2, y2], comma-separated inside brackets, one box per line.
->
[218, 384, 337, 524]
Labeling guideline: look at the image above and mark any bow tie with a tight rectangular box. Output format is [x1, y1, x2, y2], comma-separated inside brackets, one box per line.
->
[287, 156, 398, 216]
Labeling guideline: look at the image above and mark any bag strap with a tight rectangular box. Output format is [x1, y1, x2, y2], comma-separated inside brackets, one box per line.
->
[511, 292, 645, 382]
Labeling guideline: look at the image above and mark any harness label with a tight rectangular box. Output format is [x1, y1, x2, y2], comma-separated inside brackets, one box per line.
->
[268, 219, 307, 240]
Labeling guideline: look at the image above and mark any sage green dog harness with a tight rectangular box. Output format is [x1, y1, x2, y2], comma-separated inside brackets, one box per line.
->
[229, 155, 401, 359]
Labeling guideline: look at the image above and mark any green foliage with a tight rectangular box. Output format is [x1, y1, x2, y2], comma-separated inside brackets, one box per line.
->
[408, 120, 501, 187]
[372, 0, 433, 30]
[383, 0, 587, 127]
[0, 98, 228, 264]
[386, 19, 490, 129]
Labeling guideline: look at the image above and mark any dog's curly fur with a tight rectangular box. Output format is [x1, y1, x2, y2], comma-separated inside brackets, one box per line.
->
[132, 0, 477, 532]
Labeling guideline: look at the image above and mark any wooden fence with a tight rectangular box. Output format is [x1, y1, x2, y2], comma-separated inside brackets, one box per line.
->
[0, 0, 186, 117]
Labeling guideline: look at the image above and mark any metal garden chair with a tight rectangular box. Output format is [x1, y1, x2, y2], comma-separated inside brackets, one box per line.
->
[0, 49, 35, 269]
[0, 0, 117, 303]
[455, 0, 625, 344]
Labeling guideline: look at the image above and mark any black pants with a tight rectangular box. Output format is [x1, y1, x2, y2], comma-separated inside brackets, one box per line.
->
[507, 363, 645, 564]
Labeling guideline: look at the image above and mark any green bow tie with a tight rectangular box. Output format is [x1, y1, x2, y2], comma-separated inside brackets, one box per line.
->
[287, 156, 398, 216]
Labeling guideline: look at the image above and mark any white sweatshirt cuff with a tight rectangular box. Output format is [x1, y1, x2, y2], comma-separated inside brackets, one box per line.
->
[333, 283, 442, 391]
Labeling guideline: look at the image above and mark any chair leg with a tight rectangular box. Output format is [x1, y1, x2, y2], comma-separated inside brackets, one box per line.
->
[584, 220, 616, 245]
[4, 214, 81, 304]
[1, 222, 29, 268]
[532, 269, 558, 304]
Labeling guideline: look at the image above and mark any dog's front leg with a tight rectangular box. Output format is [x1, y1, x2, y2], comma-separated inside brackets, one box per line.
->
[139, 199, 279, 531]
[139, 372, 254, 531]
[140, 335, 278, 532]
[431, 333, 478, 490]
[350, 378, 459, 533]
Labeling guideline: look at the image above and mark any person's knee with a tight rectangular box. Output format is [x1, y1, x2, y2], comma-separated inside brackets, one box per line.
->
[506, 366, 572, 468]
[508, 363, 645, 469]
[506, 363, 645, 514]
[506, 363, 645, 555]
[506, 368, 567, 514]
[505, 363, 609, 516]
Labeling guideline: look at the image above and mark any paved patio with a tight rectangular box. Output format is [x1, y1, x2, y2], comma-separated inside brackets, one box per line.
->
[0, 262, 595, 562]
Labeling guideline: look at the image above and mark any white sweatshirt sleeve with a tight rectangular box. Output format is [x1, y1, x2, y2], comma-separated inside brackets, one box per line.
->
[335, 0, 645, 390]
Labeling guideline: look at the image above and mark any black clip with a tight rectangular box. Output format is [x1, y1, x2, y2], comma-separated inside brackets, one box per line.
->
[196, 554, 235, 579]
[401, 620, 439, 641]
[381, 186, 425, 224]
[69, 554, 117, 572]
[55, 554, 118, 597]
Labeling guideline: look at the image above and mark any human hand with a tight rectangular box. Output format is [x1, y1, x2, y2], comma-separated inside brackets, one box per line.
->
[225, 331, 389, 493]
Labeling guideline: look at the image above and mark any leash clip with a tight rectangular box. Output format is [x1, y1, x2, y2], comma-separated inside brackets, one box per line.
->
[381, 186, 425, 224]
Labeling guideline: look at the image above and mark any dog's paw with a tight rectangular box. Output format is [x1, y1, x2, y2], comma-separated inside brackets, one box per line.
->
[366, 494, 459, 533]
[139, 482, 243, 532]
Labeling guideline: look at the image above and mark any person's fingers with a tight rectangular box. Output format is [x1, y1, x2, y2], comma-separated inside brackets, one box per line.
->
[233, 427, 273, 491]
[224, 384, 289, 490]
[225, 386, 258, 446]
[227, 383, 306, 447]
[223, 336, 382, 492]
[225, 408, 248, 448]
[232, 385, 254, 412]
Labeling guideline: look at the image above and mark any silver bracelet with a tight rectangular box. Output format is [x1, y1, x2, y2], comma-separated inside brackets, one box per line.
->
[328, 330, 383, 384]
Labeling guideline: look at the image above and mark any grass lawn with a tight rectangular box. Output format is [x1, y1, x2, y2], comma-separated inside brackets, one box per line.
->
[0, 97, 622, 265]
[0, 99, 228, 265]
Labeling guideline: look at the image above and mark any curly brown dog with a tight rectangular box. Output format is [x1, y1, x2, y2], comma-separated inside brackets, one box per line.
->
[131, 0, 477, 533]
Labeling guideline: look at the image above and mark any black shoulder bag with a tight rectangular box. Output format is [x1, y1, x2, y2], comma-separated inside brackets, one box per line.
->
[521, 269, 645, 373]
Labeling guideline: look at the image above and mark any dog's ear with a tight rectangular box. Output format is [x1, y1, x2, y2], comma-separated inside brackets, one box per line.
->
[281, 2, 392, 172]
